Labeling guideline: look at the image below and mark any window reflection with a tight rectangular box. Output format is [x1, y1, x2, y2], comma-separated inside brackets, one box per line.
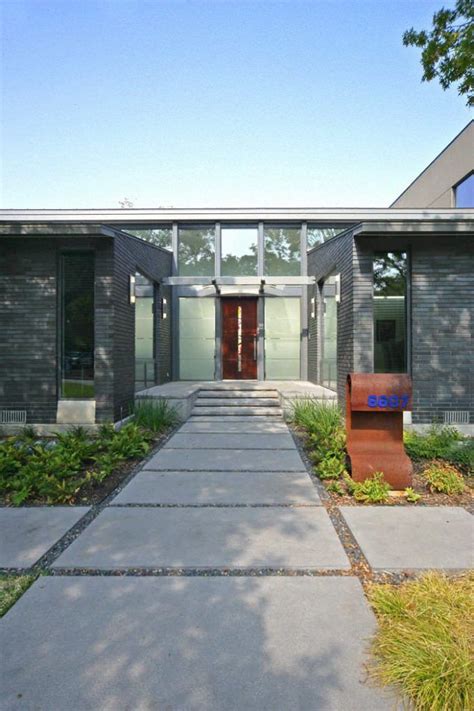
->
[307, 224, 353, 249]
[455, 173, 474, 208]
[123, 227, 172, 251]
[373, 252, 407, 373]
[179, 226, 215, 276]
[264, 226, 301, 276]
[61, 253, 95, 398]
[221, 226, 258, 276]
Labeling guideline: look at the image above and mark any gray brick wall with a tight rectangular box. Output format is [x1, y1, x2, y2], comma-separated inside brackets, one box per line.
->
[0, 238, 58, 423]
[112, 233, 172, 421]
[410, 236, 473, 424]
[0, 231, 172, 425]
[0, 235, 116, 423]
[307, 231, 355, 404]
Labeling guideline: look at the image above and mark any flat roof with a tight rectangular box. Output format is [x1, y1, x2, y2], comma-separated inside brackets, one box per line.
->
[1, 207, 474, 223]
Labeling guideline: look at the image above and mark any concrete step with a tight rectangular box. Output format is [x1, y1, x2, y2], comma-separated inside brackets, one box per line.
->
[194, 398, 280, 408]
[198, 390, 278, 399]
[190, 407, 283, 417]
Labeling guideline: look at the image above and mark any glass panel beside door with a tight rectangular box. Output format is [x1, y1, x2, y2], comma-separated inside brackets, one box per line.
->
[265, 298, 300, 379]
[179, 298, 216, 380]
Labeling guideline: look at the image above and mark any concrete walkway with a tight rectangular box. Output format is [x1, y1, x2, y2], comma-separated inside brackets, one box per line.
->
[1, 413, 399, 710]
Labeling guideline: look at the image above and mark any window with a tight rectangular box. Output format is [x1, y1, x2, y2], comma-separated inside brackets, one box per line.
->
[60, 253, 95, 398]
[221, 226, 258, 276]
[307, 224, 353, 249]
[373, 252, 407, 373]
[320, 275, 338, 390]
[264, 226, 301, 276]
[454, 172, 474, 208]
[179, 226, 215, 276]
[135, 273, 155, 391]
[122, 227, 172, 251]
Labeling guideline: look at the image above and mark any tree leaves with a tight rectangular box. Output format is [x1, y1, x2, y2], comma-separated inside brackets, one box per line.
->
[403, 0, 474, 106]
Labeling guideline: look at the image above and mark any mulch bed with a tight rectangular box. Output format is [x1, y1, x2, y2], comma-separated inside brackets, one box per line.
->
[291, 428, 474, 512]
[326, 465, 474, 511]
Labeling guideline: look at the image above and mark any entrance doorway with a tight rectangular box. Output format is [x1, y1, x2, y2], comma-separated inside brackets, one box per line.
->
[222, 298, 258, 379]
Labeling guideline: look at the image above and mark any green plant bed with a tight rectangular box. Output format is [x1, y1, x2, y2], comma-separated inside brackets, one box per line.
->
[404, 426, 473, 475]
[0, 407, 176, 505]
[134, 397, 180, 432]
[0, 575, 36, 617]
[352, 472, 391, 503]
[368, 572, 474, 711]
[422, 461, 465, 495]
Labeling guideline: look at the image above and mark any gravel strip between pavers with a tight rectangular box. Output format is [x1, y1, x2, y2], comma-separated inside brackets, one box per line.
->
[48, 566, 355, 577]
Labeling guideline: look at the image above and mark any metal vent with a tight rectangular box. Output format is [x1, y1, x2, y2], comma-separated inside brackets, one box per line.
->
[443, 410, 470, 425]
[0, 410, 27, 425]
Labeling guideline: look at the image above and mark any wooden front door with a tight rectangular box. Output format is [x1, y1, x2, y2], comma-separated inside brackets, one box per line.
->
[222, 298, 258, 379]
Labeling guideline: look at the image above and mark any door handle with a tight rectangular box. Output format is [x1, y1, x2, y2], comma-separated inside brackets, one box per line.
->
[253, 336, 257, 360]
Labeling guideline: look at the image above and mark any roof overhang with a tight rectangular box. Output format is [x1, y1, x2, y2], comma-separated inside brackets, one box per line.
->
[0, 223, 120, 237]
[353, 220, 474, 235]
[1, 207, 474, 223]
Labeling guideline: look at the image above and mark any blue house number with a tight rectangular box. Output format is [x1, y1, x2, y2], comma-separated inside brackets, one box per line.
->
[367, 394, 410, 408]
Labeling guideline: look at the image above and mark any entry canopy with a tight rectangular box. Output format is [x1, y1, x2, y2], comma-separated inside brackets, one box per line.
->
[164, 276, 316, 286]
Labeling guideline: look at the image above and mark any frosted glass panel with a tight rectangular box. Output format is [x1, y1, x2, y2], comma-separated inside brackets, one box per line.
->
[265, 298, 300, 380]
[179, 298, 216, 380]
[135, 298, 154, 359]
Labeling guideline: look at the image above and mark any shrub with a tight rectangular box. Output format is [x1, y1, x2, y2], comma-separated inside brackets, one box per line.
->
[404, 487, 421, 503]
[134, 397, 180, 432]
[106, 423, 151, 459]
[326, 480, 344, 496]
[0, 421, 154, 505]
[292, 398, 345, 462]
[422, 462, 465, 495]
[442, 439, 474, 475]
[368, 572, 474, 711]
[352, 472, 391, 503]
[342, 471, 356, 494]
[404, 425, 463, 460]
[317, 454, 346, 480]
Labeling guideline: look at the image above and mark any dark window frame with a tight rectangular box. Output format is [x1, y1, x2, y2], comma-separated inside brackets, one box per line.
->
[58, 250, 96, 400]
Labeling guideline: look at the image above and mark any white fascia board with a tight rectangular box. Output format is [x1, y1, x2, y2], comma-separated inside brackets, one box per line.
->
[353, 220, 474, 235]
[1, 207, 474, 223]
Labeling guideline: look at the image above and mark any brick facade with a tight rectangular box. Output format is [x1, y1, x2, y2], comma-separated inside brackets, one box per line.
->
[0, 229, 172, 425]
[308, 231, 474, 423]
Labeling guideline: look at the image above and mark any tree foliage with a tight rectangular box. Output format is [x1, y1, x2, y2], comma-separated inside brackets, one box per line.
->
[403, 0, 474, 106]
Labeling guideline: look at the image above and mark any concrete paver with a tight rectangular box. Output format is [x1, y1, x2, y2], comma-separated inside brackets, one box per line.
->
[0, 507, 90, 568]
[144, 447, 305, 471]
[112, 470, 322, 505]
[340, 506, 474, 570]
[0, 576, 392, 711]
[53, 506, 349, 569]
[163, 433, 295, 449]
[182, 418, 290, 432]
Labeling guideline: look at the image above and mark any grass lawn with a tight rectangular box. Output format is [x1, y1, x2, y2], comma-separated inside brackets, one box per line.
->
[0, 575, 36, 617]
[368, 572, 474, 711]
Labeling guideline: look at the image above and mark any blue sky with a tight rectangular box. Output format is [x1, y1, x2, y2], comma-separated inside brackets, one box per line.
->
[1, 0, 471, 208]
